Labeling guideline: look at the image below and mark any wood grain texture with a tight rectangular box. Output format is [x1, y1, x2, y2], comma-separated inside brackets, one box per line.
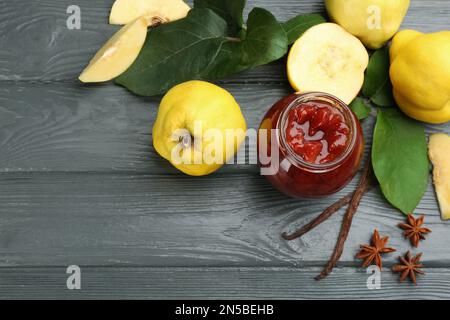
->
[1, 82, 447, 174]
[0, 0, 448, 81]
[0, 0, 449, 299]
[0, 172, 447, 267]
[1, 266, 450, 300]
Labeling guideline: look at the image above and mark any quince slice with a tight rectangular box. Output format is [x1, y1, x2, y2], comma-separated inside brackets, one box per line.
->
[287, 23, 369, 104]
[109, 0, 190, 26]
[79, 17, 147, 83]
[429, 133, 450, 220]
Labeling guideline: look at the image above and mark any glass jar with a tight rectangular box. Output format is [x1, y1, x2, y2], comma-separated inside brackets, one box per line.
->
[258, 92, 364, 198]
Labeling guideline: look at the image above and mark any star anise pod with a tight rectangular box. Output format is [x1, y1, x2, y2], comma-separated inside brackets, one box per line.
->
[398, 214, 431, 247]
[392, 251, 425, 285]
[355, 229, 396, 269]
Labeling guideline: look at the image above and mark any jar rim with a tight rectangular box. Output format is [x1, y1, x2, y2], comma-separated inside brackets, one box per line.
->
[277, 92, 359, 172]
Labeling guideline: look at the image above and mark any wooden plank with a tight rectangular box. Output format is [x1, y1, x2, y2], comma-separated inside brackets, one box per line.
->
[0, 0, 449, 300]
[1, 82, 447, 174]
[0, 172, 446, 267]
[0, 0, 315, 81]
[1, 266, 450, 299]
[0, 0, 448, 81]
[0, 82, 287, 173]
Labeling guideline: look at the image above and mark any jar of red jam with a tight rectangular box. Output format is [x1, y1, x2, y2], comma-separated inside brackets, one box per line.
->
[258, 92, 364, 198]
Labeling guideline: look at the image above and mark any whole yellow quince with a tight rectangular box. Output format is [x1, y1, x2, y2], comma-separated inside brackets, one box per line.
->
[390, 30, 450, 124]
[153, 81, 247, 176]
[325, 0, 410, 49]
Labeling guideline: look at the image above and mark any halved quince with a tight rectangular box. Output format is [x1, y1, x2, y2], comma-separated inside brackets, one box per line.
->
[79, 17, 147, 83]
[109, 0, 190, 26]
[287, 23, 369, 104]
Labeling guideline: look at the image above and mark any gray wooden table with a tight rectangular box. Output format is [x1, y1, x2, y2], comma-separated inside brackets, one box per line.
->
[0, 0, 449, 300]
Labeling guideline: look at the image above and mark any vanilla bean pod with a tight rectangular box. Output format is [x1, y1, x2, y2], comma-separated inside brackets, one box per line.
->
[315, 157, 374, 281]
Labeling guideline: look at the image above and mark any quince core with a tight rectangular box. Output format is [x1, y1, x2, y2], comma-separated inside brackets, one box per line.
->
[287, 23, 369, 105]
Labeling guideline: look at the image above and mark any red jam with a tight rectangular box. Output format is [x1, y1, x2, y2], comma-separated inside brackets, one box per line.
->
[258, 92, 364, 198]
[285, 102, 350, 164]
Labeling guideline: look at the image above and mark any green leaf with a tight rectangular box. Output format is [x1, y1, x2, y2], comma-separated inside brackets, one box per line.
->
[282, 14, 326, 45]
[203, 8, 288, 79]
[116, 9, 228, 96]
[372, 109, 429, 214]
[194, 0, 246, 34]
[349, 97, 371, 120]
[362, 47, 396, 107]
[371, 81, 396, 107]
[116, 8, 288, 96]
